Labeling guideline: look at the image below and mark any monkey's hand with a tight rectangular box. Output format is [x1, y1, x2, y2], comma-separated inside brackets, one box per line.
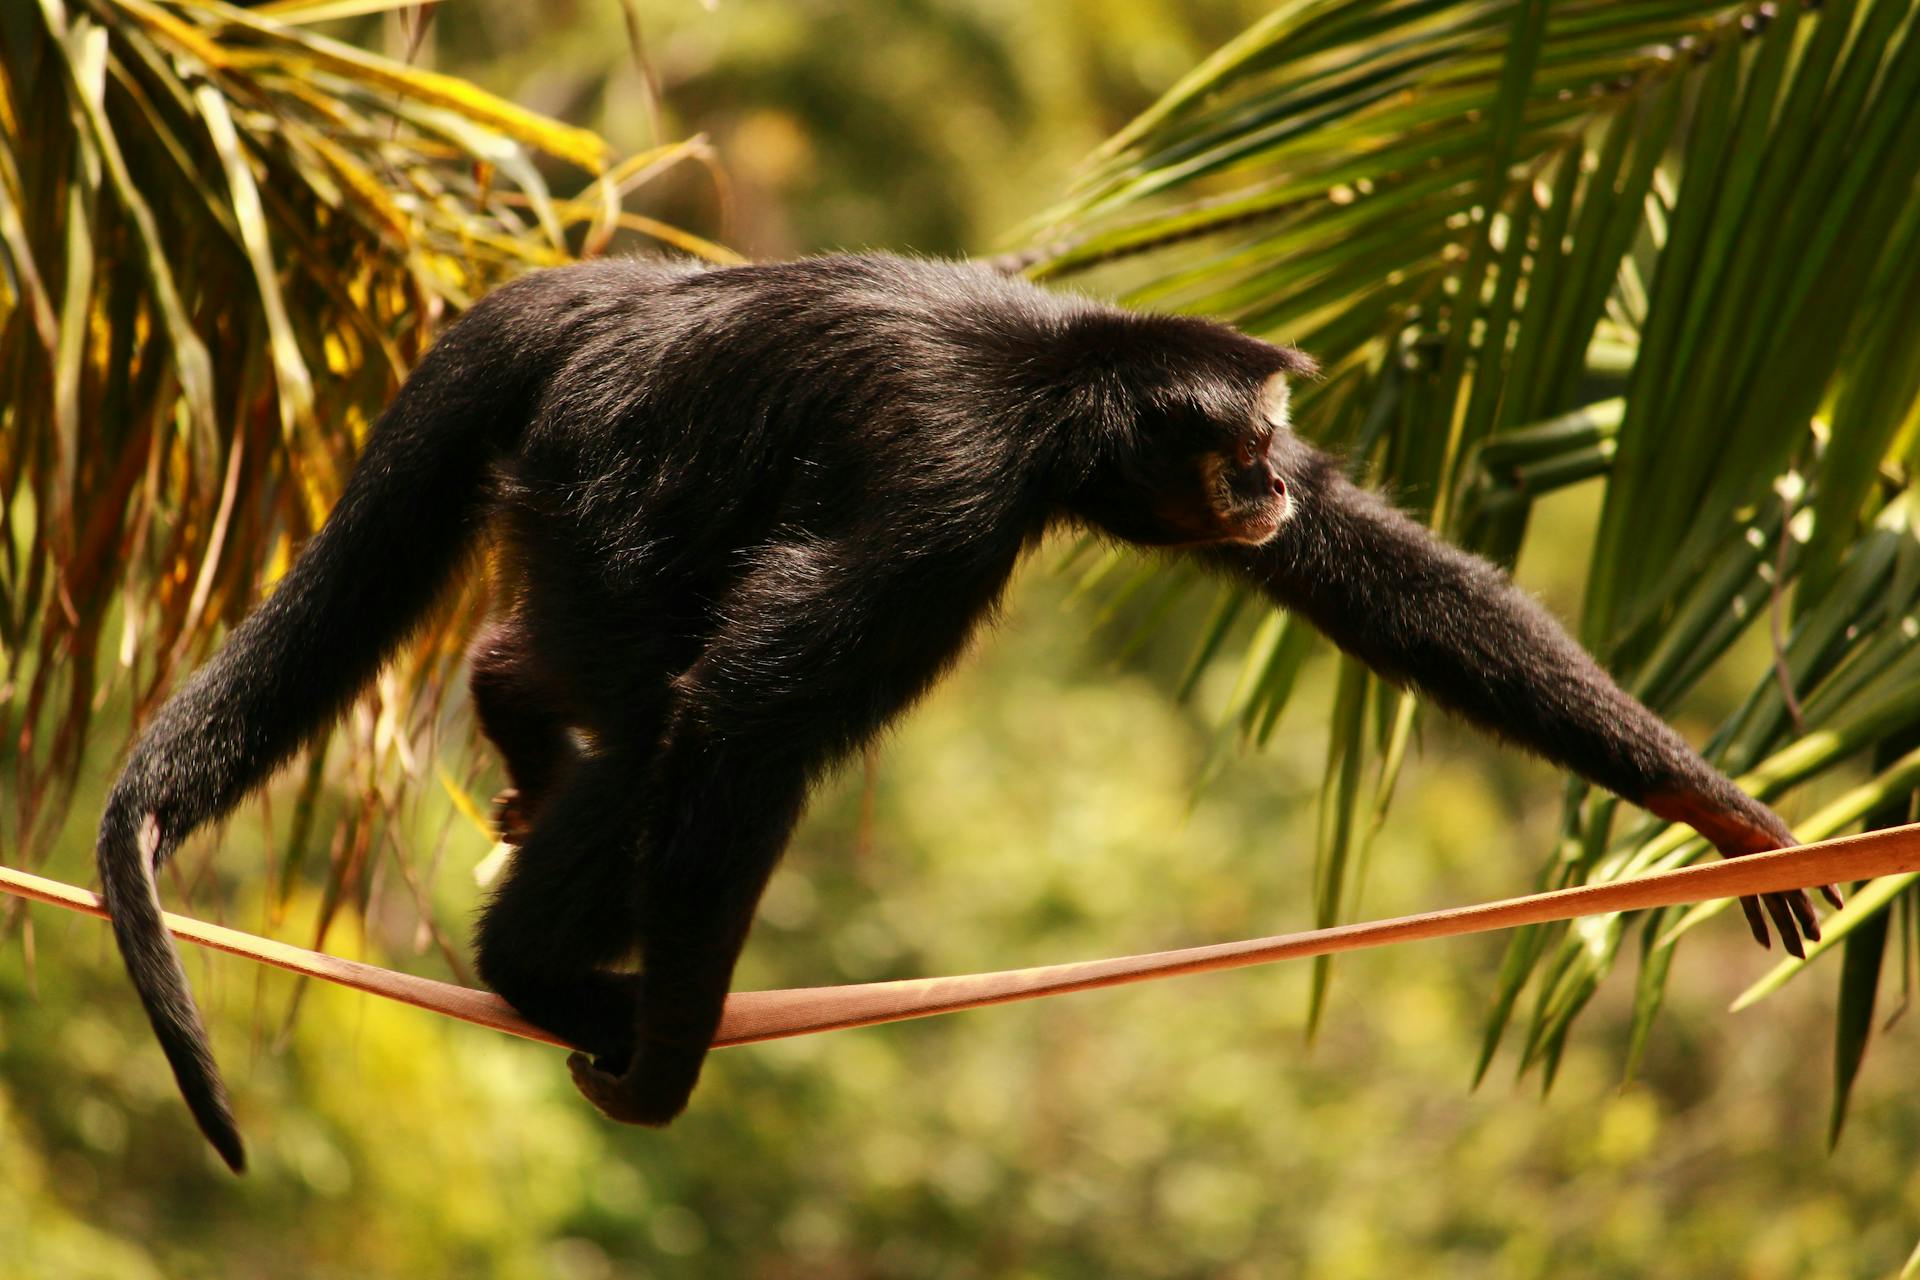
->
[1643, 786, 1841, 958]
[566, 1041, 706, 1127]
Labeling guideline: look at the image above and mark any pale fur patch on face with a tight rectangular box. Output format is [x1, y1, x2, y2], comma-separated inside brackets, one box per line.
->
[1259, 372, 1292, 429]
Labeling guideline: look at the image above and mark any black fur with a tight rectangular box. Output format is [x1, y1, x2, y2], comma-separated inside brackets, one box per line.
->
[98, 253, 1820, 1171]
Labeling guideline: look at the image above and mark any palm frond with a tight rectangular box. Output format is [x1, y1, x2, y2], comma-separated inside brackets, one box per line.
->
[0, 1, 720, 880]
[1038, 0, 1920, 1126]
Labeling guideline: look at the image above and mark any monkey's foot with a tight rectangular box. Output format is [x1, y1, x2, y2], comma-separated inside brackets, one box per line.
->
[491, 789, 534, 845]
[567, 1046, 704, 1127]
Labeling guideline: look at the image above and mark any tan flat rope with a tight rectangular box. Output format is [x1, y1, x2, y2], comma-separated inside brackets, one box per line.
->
[6, 822, 1920, 1051]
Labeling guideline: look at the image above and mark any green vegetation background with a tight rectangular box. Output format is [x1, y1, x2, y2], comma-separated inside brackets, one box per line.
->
[3, 3, 1917, 1276]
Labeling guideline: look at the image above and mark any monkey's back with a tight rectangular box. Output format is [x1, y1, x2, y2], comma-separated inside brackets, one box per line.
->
[485, 255, 1080, 657]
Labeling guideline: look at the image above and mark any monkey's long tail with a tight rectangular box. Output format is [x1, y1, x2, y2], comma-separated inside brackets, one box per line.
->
[96, 292, 545, 1173]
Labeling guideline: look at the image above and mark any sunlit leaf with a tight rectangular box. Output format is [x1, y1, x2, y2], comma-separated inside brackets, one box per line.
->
[0, 0, 720, 928]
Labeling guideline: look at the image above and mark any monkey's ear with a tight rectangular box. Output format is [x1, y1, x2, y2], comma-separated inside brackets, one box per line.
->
[1259, 372, 1292, 428]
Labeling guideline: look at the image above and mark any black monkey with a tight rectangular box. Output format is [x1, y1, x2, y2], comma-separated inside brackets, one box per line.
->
[97, 254, 1827, 1173]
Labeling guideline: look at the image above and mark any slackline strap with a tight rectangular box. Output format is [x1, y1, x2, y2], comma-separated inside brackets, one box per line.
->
[4, 823, 1919, 1051]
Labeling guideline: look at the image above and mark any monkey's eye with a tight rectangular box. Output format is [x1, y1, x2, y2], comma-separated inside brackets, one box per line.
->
[1236, 430, 1273, 469]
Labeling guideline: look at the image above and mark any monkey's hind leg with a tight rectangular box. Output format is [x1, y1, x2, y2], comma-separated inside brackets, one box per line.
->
[472, 746, 653, 1065]
[469, 615, 576, 843]
[564, 539, 990, 1127]
[563, 734, 812, 1128]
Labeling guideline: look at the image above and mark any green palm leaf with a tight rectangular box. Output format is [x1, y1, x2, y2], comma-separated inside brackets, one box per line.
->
[1038, 0, 1920, 1129]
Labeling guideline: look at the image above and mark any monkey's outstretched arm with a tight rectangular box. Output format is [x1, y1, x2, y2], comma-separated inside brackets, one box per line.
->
[1215, 439, 1830, 954]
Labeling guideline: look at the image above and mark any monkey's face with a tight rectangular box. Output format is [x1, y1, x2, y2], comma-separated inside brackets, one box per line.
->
[1063, 325, 1310, 549]
[1196, 371, 1294, 545]
[1128, 370, 1297, 548]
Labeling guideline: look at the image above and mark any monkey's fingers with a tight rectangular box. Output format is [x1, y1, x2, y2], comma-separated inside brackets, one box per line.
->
[1739, 895, 1771, 949]
[1781, 887, 1821, 942]
[1820, 882, 1846, 910]
[1761, 893, 1806, 960]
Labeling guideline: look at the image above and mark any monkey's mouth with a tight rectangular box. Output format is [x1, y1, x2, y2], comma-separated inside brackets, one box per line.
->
[1199, 455, 1292, 546]
[1219, 482, 1290, 546]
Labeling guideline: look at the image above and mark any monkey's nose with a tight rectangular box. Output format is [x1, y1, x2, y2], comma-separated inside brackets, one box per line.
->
[1271, 475, 1287, 499]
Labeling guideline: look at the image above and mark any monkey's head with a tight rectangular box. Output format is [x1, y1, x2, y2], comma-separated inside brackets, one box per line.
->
[1184, 370, 1297, 546]
[1054, 312, 1314, 549]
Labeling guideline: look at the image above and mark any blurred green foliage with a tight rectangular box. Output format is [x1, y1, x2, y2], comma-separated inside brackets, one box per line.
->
[371, 0, 1271, 257]
[4, 2, 1920, 1277]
